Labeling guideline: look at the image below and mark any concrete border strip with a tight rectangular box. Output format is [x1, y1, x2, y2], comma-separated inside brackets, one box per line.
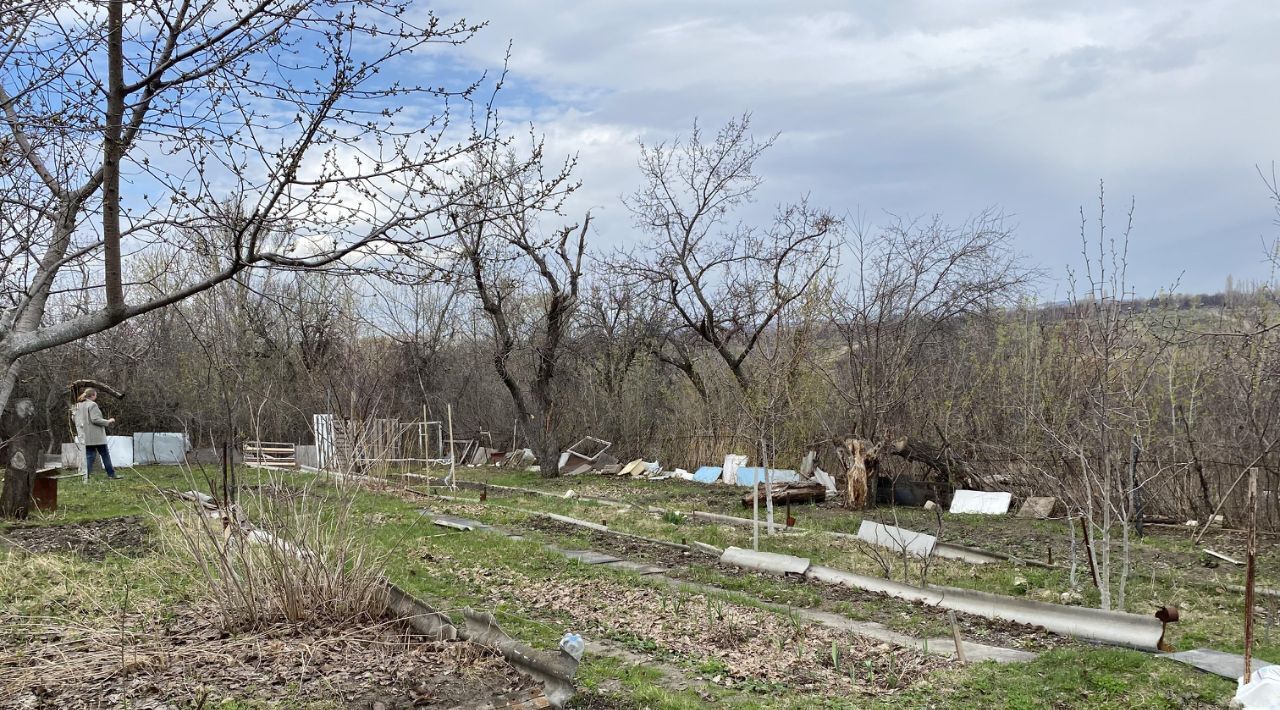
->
[687, 509, 1060, 569]
[385, 581, 578, 707]
[803, 565, 1163, 650]
[454, 480, 632, 510]
[719, 546, 811, 576]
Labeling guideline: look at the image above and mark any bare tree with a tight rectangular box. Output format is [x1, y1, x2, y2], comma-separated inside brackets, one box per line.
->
[825, 212, 1031, 446]
[621, 114, 836, 394]
[0, 1, 547, 514]
[456, 148, 585, 477]
[0, 1, 560, 411]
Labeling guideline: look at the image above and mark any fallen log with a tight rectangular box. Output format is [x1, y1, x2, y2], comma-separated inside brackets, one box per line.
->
[741, 481, 827, 507]
[889, 436, 973, 488]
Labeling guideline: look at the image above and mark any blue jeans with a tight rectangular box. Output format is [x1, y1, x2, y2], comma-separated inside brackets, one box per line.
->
[85, 444, 117, 478]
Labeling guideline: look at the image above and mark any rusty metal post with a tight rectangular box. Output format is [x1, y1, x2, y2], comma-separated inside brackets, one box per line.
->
[1080, 516, 1100, 590]
[1155, 605, 1180, 652]
[1245, 468, 1258, 683]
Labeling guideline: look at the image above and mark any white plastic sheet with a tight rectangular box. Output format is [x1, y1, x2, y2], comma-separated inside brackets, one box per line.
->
[721, 454, 748, 485]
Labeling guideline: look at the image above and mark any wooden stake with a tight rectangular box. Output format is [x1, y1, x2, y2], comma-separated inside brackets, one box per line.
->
[1245, 468, 1258, 683]
[446, 404, 456, 490]
[421, 404, 429, 467]
[948, 610, 967, 663]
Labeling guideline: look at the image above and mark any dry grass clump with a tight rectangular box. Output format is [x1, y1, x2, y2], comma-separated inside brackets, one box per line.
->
[159, 467, 389, 631]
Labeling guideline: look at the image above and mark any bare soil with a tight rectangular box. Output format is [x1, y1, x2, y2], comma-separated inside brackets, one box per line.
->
[453, 563, 949, 697]
[521, 516, 704, 569]
[516, 517, 1077, 653]
[1, 515, 150, 560]
[1, 604, 540, 709]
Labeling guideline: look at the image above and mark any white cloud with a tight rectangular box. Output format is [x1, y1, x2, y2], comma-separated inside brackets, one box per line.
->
[421, 0, 1280, 293]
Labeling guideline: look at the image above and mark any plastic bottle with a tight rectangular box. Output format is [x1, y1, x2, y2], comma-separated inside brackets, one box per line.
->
[559, 632, 585, 661]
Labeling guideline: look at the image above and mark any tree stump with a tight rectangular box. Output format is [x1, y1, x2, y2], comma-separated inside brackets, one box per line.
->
[1, 398, 47, 519]
[837, 438, 879, 510]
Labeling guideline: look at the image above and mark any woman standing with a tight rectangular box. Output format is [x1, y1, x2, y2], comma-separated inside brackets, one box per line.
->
[74, 388, 119, 479]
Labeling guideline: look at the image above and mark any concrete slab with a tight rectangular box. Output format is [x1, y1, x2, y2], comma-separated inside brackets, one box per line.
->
[431, 515, 487, 531]
[561, 550, 621, 565]
[950, 490, 1012, 515]
[924, 637, 1038, 663]
[1016, 496, 1059, 519]
[1162, 649, 1274, 679]
[857, 520, 937, 558]
[604, 560, 669, 575]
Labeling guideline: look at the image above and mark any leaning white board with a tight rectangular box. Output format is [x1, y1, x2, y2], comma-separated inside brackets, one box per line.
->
[949, 490, 1012, 515]
[857, 520, 937, 557]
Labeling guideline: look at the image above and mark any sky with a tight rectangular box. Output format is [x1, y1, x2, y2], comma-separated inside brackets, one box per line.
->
[425, 0, 1280, 297]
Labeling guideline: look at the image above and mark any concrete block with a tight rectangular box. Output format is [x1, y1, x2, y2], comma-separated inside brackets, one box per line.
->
[1016, 496, 1059, 519]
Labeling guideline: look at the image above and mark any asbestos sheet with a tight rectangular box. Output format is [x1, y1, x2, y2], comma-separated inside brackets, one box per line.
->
[720, 546, 811, 576]
[1162, 649, 1273, 679]
[857, 520, 937, 558]
[61, 443, 84, 470]
[605, 559, 669, 575]
[431, 515, 486, 531]
[721, 454, 748, 485]
[561, 550, 621, 565]
[733, 467, 801, 486]
[132, 432, 188, 465]
[949, 490, 1012, 515]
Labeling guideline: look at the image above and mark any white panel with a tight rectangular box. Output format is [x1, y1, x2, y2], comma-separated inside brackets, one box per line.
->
[721, 454, 747, 485]
[857, 520, 937, 557]
[949, 490, 1012, 515]
[106, 435, 134, 468]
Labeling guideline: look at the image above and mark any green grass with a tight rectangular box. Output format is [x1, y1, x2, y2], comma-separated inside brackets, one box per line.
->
[0, 464, 1245, 708]
[872, 648, 1232, 709]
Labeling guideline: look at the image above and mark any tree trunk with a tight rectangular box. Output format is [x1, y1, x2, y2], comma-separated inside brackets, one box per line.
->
[536, 437, 560, 478]
[0, 397, 47, 519]
[521, 411, 560, 479]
